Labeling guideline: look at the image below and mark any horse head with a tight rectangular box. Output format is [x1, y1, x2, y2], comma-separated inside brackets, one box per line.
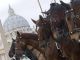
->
[32, 15, 53, 48]
[15, 32, 41, 60]
[60, 0, 71, 10]
[47, 3, 69, 40]
[32, 15, 46, 27]
[15, 31, 26, 58]
[8, 38, 16, 58]
[42, 3, 58, 15]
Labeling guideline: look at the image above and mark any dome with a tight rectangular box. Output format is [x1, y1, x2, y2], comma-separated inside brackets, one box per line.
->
[3, 15, 30, 32]
[3, 6, 30, 32]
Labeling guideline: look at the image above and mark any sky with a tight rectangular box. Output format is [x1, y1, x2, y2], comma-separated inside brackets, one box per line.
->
[0, 0, 70, 27]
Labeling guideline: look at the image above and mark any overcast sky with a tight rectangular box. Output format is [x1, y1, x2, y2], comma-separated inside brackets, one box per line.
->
[0, 0, 70, 27]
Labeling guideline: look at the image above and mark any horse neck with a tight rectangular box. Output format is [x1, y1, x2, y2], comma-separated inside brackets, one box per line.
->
[59, 35, 74, 52]
[24, 38, 45, 56]
[38, 24, 52, 40]
[21, 33, 38, 40]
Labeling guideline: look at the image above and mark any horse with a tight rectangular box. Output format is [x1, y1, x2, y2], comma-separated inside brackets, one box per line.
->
[60, 1, 74, 33]
[70, 0, 80, 40]
[32, 15, 52, 48]
[48, 3, 71, 46]
[32, 15, 68, 60]
[60, 0, 80, 41]
[45, 2, 80, 60]
[15, 31, 46, 60]
[9, 33, 42, 60]
[8, 38, 21, 60]
[43, 1, 80, 41]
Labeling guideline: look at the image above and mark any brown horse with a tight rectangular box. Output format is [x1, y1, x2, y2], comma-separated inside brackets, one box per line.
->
[61, 0, 80, 41]
[46, 3, 70, 43]
[32, 15, 52, 48]
[65, 9, 80, 41]
[15, 31, 46, 60]
[46, 2, 80, 60]
[32, 15, 68, 60]
[9, 38, 39, 60]
[60, 1, 74, 33]
[42, 2, 80, 60]
[65, 0, 80, 38]
[44, 1, 80, 41]
[9, 38, 23, 60]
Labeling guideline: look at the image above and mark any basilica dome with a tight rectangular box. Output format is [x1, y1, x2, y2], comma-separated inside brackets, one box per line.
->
[3, 15, 30, 32]
[3, 6, 33, 42]
[3, 6, 30, 32]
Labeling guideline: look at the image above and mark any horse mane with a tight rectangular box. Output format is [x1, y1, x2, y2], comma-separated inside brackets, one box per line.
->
[60, 1, 71, 10]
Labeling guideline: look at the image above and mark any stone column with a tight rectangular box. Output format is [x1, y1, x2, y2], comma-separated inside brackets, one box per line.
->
[0, 20, 10, 60]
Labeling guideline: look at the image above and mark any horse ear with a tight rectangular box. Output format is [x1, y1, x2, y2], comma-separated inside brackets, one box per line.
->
[39, 15, 43, 20]
[31, 19, 37, 24]
[17, 31, 20, 37]
[60, 0, 66, 5]
[60, 0, 71, 10]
